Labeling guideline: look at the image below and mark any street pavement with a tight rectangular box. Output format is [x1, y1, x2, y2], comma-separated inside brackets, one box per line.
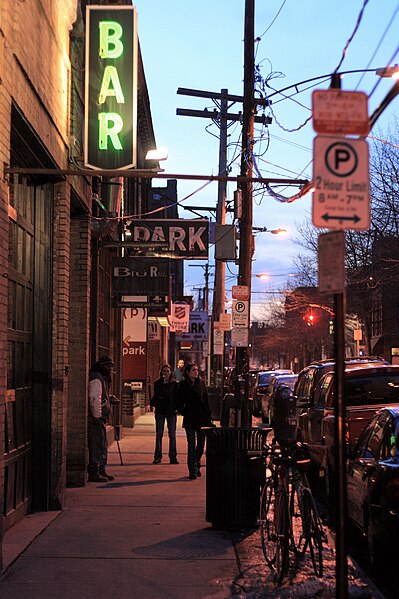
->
[0, 414, 386, 598]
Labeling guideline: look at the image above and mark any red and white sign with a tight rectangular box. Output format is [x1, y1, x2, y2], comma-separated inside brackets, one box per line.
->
[122, 306, 147, 380]
[232, 285, 249, 300]
[312, 89, 369, 136]
[219, 313, 231, 331]
[213, 328, 224, 355]
[168, 302, 190, 332]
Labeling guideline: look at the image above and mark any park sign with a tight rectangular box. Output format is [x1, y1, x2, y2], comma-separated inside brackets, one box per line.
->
[85, 6, 138, 170]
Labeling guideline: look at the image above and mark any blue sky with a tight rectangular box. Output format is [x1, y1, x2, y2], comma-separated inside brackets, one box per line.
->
[134, 0, 399, 317]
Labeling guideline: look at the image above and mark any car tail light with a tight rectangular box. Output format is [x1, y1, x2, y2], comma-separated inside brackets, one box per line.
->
[382, 477, 399, 504]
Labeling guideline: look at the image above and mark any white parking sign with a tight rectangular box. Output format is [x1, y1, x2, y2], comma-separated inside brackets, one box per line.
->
[312, 136, 370, 231]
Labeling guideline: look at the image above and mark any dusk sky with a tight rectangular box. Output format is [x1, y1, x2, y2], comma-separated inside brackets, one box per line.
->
[134, 0, 399, 318]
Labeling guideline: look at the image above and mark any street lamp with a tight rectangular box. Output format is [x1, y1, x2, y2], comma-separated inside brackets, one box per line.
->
[266, 65, 399, 101]
[252, 227, 287, 235]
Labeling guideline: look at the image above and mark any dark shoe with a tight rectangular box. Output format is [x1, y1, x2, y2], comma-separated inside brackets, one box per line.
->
[99, 470, 115, 481]
[196, 469, 202, 477]
[153, 458, 162, 464]
[88, 474, 108, 483]
[170, 459, 179, 464]
[189, 473, 197, 480]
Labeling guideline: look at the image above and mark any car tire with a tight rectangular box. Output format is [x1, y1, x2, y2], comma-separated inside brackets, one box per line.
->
[366, 510, 384, 574]
[324, 461, 336, 527]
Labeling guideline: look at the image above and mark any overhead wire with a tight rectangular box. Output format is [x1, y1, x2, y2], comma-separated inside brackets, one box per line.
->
[354, 1, 399, 90]
[333, 0, 370, 74]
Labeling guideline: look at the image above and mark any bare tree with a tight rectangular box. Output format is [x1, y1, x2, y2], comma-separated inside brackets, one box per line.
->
[292, 126, 399, 354]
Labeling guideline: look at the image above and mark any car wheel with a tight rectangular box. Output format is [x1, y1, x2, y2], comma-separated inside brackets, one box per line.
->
[324, 461, 336, 527]
[367, 511, 384, 574]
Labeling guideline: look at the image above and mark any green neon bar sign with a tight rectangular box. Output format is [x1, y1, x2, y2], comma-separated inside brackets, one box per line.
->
[85, 7, 137, 170]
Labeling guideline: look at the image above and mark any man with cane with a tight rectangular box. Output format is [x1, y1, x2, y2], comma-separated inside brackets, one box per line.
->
[88, 355, 119, 482]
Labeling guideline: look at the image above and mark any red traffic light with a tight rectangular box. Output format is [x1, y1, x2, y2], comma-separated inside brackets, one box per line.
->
[303, 313, 315, 326]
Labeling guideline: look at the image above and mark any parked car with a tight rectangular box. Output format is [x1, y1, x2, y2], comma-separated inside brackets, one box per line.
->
[297, 364, 399, 483]
[294, 356, 389, 409]
[347, 406, 399, 570]
[256, 369, 294, 422]
[248, 367, 275, 416]
[267, 373, 299, 423]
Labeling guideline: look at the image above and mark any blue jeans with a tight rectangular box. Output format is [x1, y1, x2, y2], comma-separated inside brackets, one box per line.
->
[185, 428, 206, 476]
[154, 413, 177, 460]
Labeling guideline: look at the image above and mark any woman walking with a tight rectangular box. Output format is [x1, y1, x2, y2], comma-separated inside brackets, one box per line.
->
[150, 364, 179, 464]
[177, 363, 212, 480]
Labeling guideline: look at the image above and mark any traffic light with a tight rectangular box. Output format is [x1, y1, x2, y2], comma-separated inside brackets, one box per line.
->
[304, 312, 315, 326]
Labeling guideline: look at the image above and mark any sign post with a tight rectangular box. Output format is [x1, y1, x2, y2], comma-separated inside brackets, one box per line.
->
[312, 83, 371, 599]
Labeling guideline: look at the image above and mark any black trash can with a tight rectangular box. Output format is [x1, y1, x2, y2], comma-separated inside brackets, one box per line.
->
[204, 427, 271, 530]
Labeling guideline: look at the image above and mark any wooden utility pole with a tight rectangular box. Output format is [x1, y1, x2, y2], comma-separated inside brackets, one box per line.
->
[211, 90, 228, 384]
[177, 85, 270, 388]
[235, 0, 255, 427]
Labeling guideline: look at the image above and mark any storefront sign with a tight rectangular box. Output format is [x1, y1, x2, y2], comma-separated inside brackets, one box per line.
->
[112, 258, 170, 296]
[127, 219, 209, 259]
[122, 306, 147, 380]
[175, 311, 209, 341]
[85, 6, 137, 169]
[168, 302, 190, 332]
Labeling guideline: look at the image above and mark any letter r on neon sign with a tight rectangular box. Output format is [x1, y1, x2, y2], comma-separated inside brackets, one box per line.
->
[98, 113, 123, 150]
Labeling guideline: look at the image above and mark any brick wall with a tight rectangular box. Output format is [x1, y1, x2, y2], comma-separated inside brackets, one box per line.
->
[67, 212, 91, 486]
[0, 34, 12, 573]
[50, 182, 71, 507]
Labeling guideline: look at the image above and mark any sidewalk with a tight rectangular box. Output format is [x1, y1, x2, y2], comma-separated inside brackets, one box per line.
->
[1, 415, 242, 599]
[0, 415, 386, 599]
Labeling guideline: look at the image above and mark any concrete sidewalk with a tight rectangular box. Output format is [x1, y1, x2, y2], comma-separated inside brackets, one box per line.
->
[0, 415, 242, 598]
[0, 415, 387, 598]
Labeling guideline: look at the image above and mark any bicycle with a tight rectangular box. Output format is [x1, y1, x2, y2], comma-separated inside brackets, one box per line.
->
[258, 440, 326, 584]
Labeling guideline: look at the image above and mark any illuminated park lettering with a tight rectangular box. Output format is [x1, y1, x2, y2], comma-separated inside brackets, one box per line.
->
[85, 7, 137, 170]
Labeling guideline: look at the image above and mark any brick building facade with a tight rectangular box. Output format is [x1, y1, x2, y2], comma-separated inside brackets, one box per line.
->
[0, 0, 160, 570]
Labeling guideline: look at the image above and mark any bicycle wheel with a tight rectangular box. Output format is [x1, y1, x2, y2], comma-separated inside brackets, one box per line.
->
[301, 488, 324, 577]
[259, 477, 277, 567]
[289, 481, 305, 553]
[274, 489, 290, 585]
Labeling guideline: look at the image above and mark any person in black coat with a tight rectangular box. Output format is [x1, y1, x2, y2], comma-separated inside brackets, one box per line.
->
[176, 362, 212, 479]
[150, 364, 179, 464]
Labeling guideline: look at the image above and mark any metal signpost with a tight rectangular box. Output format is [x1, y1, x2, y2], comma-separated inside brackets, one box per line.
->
[312, 86, 370, 599]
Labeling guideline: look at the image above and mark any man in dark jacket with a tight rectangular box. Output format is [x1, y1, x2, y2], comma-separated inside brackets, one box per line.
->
[88, 354, 117, 482]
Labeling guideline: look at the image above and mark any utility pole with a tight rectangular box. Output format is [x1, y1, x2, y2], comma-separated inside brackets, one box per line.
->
[211, 89, 228, 386]
[235, 0, 255, 428]
[177, 87, 271, 388]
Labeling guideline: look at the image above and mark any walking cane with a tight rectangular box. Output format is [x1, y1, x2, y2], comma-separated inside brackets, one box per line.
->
[111, 397, 124, 466]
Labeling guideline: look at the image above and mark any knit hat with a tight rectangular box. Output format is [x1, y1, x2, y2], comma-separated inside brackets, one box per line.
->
[97, 354, 114, 367]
